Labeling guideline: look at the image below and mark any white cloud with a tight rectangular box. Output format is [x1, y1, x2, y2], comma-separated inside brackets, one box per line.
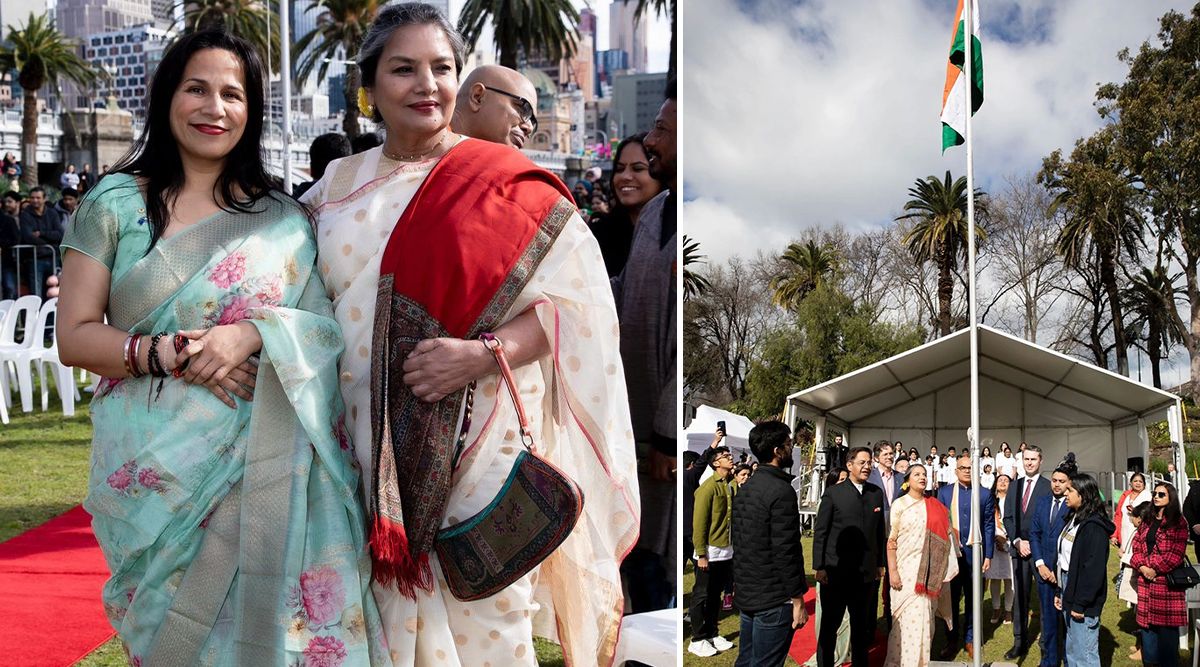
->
[682, 0, 1183, 264]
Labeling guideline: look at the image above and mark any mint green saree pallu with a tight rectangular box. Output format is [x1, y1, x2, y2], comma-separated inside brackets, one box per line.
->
[65, 174, 386, 666]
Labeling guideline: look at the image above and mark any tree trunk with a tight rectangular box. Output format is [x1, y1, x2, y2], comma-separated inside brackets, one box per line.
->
[667, 0, 677, 83]
[937, 242, 953, 337]
[1149, 321, 1163, 389]
[1099, 243, 1129, 375]
[342, 64, 361, 139]
[20, 90, 38, 188]
[1183, 243, 1200, 402]
[499, 47, 518, 70]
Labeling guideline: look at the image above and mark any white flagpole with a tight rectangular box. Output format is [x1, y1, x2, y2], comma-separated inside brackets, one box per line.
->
[963, 1, 983, 666]
[281, 0, 294, 193]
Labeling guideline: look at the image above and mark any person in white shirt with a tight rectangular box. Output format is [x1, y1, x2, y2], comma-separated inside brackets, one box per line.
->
[995, 442, 1017, 479]
[980, 446, 995, 476]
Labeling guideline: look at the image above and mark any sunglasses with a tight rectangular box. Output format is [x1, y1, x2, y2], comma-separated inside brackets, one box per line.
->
[481, 85, 538, 132]
[1155, 491, 1169, 498]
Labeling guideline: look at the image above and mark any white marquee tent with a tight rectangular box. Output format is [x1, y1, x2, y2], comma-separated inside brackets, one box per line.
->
[683, 404, 756, 460]
[784, 325, 1186, 488]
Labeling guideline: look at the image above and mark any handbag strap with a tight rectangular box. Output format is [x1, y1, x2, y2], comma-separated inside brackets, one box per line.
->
[480, 333, 535, 452]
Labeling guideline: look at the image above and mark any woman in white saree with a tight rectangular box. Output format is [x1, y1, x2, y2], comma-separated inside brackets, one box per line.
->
[300, 5, 640, 666]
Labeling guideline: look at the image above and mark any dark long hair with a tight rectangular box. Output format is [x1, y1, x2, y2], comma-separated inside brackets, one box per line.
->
[103, 29, 279, 254]
[606, 133, 665, 219]
[1064, 473, 1104, 523]
[1153, 481, 1185, 527]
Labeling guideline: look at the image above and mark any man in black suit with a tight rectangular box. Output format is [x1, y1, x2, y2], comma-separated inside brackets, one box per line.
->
[812, 446, 886, 667]
[1002, 444, 1052, 660]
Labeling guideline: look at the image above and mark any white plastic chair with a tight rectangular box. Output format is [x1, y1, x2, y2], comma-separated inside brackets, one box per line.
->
[38, 298, 77, 416]
[0, 295, 48, 413]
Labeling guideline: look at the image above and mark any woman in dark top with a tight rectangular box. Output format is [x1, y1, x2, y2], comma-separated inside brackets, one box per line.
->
[1054, 473, 1113, 667]
[587, 133, 665, 277]
[1131, 481, 1189, 667]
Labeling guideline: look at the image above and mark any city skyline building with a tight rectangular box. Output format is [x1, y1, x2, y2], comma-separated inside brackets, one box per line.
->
[607, 0, 647, 73]
[57, 0, 152, 39]
[81, 22, 170, 114]
[611, 70, 664, 139]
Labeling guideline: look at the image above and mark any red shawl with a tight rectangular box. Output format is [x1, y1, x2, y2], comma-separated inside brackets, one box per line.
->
[368, 138, 575, 595]
[914, 497, 953, 598]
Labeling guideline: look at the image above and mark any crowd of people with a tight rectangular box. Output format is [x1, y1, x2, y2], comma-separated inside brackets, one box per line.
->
[0, 155, 105, 299]
[52, 2, 677, 664]
[688, 427, 1198, 667]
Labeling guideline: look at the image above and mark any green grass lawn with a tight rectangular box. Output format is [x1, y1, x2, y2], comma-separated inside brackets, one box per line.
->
[684, 535, 1191, 667]
[0, 393, 566, 666]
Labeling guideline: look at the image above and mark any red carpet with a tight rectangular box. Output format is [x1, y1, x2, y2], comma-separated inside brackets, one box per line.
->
[789, 589, 887, 666]
[0, 506, 115, 666]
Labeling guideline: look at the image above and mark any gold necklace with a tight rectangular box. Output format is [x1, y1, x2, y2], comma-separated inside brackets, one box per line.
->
[382, 133, 449, 162]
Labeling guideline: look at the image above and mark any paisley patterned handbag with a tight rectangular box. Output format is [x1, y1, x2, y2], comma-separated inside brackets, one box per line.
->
[434, 334, 585, 601]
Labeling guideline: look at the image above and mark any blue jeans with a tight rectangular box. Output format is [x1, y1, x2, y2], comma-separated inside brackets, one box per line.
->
[1142, 624, 1181, 667]
[1037, 578, 1063, 667]
[1060, 572, 1100, 667]
[733, 602, 795, 667]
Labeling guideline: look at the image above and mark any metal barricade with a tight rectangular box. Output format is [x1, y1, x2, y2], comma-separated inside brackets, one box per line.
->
[11, 244, 59, 298]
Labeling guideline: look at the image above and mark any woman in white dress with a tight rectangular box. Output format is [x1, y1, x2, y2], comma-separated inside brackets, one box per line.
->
[995, 442, 1017, 479]
[986, 474, 1014, 624]
[980, 446, 994, 476]
[301, 5, 639, 665]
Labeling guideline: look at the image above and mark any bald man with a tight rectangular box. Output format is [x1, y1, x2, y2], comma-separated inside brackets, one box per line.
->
[451, 65, 538, 149]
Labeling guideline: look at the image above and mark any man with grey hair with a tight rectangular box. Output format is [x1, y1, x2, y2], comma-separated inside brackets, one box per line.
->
[450, 65, 538, 149]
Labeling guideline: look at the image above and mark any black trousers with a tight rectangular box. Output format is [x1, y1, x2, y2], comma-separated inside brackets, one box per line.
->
[817, 569, 879, 667]
[1012, 554, 1035, 651]
[946, 557, 976, 645]
[690, 558, 733, 641]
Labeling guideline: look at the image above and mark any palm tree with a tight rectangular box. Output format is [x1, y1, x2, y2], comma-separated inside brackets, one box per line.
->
[896, 171, 986, 337]
[176, 0, 280, 73]
[626, 0, 675, 81]
[682, 235, 710, 301]
[1126, 265, 1185, 388]
[294, 0, 379, 138]
[1040, 128, 1142, 376]
[769, 239, 836, 312]
[458, 0, 580, 70]
[0, 13, 100, 187]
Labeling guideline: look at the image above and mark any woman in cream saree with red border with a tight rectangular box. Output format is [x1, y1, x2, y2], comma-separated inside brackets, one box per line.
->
[303, 136, 640, 666]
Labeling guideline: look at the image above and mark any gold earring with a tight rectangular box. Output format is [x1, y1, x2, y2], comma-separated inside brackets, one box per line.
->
[357, 87, 374, 117]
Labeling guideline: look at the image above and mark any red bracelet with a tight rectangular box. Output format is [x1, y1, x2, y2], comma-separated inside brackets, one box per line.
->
[172, 334, 190, 378]
[128, 333, 145, 378]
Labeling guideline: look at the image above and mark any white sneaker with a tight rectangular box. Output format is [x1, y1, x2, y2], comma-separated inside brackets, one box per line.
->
[688, 640, 718, 657]
[711, 636, 734, 651]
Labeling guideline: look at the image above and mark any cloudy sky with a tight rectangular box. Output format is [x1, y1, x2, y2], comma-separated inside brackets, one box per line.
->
[682, 0, 1184, 261]
[681, 0, 1193, 385]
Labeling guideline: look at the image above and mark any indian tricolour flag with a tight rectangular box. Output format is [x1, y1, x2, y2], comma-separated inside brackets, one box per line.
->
[941, 0, 983, 152]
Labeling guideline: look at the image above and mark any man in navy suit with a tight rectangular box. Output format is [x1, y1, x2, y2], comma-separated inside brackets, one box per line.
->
[1003, 445, 1052, 660]
[1029, 459, 1075, 667]
[937, 452, 994, 660]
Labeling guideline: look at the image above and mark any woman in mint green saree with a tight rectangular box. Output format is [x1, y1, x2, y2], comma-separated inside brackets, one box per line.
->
[57, 31, 385, 666]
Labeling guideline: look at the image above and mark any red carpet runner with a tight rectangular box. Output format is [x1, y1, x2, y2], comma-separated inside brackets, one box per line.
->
[0, 506, 115, 666]
[788, 589, 887, 666]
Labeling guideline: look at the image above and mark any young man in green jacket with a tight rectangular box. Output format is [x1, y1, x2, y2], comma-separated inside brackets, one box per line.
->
[690, 445, 736, 657]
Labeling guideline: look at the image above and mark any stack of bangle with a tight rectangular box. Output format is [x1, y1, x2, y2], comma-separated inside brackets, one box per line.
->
[123, 333, 146, 378]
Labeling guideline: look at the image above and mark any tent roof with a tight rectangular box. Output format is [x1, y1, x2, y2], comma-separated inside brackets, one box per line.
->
[684, 404, 755, 454]
[786, 325, 1179, 426]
